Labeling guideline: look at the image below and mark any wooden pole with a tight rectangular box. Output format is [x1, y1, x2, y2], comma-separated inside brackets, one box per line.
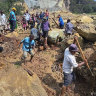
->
[75, 37, 94, 76]
[52, 18, 59, 28]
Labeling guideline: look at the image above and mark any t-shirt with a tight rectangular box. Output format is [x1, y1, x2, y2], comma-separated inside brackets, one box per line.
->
[59, 17, 64, 26]
[21, 37, 35, 52]
[41, 21, 50, 31]
[10, 11, 16, 21]
[31, 28, 39, 39]
[24, 13, 30, 21]
[1, 14, 7, 25]
[65, 22, 74, 34]
[63, 48, 78, 73]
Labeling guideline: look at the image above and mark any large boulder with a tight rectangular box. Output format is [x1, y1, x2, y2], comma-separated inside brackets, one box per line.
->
[0, 65, 48, 96]
[76, 16, 93, 23]
[48, 29, 65, 44]
[61, 33, 84, 51]
[75, 23, 96, 41]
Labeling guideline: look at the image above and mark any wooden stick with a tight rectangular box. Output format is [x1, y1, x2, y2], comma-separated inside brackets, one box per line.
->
[75, 37, 94, 76]
[52, 18, 59, 27]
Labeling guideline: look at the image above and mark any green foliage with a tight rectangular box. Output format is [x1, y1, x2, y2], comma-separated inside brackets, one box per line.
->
[70, 0, 96, 13]
[0, 0, 24, 16]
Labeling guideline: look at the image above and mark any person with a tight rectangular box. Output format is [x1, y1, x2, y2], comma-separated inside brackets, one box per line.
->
[60, 43, 86, 96]
[19, 35, 35, 65]
[41, 18, 50, 49]
[58, 15, 64, 29]
[65, 19, 74, 36]
[40, 11, 45, 20]
[0, 47, 3, 52]
[0, 11, 7, 26]
[30, 14, 36, 29]
[0, 11, 7, 34]
[9, 8, 16, 32]
[24, 10, 30, 26]
[21, 16, 27, 30]
[45, 10, 49, 20]
[30, 27, 39, 41]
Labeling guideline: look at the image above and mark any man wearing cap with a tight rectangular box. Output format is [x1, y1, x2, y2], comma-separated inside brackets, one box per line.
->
[9, 8, 16, 32]
[19, 34, 35, 65]
[60, 43, 86, 96]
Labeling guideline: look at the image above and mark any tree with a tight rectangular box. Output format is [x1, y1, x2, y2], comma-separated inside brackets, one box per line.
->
[70, 0, 96, 13]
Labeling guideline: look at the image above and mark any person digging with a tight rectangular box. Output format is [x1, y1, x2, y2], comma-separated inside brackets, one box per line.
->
[19, 34, 35, 65]
[59, 43, 87, 96]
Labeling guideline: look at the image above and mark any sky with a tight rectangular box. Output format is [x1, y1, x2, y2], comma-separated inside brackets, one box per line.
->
[94, 0, 96, 1]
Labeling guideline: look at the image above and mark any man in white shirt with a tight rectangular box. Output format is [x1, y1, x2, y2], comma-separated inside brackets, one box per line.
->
[24, 10, 30, 25]
[0, 11, 7, 26]
[60, 44, 86, 96]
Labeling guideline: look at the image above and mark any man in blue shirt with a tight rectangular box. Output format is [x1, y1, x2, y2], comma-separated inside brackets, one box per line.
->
[19, 35, 35, 65]
[58, 15, 64, 29]
[9, 8, 16, 32]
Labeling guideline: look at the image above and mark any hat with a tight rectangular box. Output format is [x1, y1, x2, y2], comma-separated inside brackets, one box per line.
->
[69, 44, 78, 52]
[12, 8, 16, 11]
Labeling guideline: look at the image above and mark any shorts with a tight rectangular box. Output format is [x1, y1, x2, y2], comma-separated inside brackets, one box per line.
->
[42, 31, 48, 38]
[63, 72, 76, 86]
[23, 50, 34, 58]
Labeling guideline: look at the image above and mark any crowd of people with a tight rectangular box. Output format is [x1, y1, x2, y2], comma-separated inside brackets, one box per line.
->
[0, 8, 86, 96]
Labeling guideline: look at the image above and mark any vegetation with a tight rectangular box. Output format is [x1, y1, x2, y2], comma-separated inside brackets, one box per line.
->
[0, 0, 24, 16]
[70, 0, 96, 13]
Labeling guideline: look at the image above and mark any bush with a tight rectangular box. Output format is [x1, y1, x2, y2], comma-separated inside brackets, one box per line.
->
[0, 0, 24, 16]
[70, 0, 96, 13]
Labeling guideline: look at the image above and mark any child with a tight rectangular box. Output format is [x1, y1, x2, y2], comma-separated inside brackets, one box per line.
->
[21, 17, 27, 30]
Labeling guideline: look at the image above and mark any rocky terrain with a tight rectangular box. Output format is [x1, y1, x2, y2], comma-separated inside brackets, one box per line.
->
[0, 10, 96, 96]
[24, 0, 70, 11]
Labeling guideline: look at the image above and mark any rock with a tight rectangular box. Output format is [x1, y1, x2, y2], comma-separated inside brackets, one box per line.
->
[48, 29, 65, 44]
[61, 33, 84, 51]
[75, 23, 96, 41]
[24, 0, 70, 11]
[83, 48, 95, 61]
[0, 65, 48, 96]
[6, 32, 19, 38]
[76, 16, 93, 23]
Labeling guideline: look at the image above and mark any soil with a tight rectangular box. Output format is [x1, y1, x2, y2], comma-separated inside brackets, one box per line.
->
[0, 30, 95, 96]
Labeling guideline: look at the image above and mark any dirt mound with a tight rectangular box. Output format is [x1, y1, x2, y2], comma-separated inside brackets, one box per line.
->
[0, 34, 20, 57]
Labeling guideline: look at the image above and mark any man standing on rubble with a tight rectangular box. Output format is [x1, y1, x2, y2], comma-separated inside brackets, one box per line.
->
[65, 19, 74, 36]
[60, 41, 86, 96]
[41, 17, 50, 49]
[58, 15, 64, 29]
[24, 10, 30, 26]
[19, 34, 35, 65]
[9, 8, 16, 32]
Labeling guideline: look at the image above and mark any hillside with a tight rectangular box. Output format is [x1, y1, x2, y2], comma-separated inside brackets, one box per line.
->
[24, 0, 70, 11]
